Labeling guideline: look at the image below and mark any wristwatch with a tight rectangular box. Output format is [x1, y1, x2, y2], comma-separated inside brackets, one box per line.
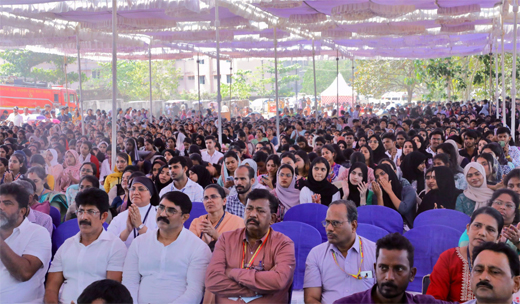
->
[136, 224, 145, 231]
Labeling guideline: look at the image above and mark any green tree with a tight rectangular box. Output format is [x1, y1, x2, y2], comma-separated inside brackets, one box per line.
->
[300, 60, 352, 95]
[221, 69, 253, 100]
[251, 60, 300, 97]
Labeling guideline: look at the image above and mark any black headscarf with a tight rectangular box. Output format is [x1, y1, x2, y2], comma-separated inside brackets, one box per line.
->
[375, 164, 403, 211]
[303, 157, 340, 206]
[412, 135, 432, 159]
[417, 166, 461, 215]
[400, 151, 426, 194]
[153, 165, 171, 194]
[130, 176, 160, 206]
[347, 162, 368, 207]
[190, 165, 213, 189]
[368, 135, 387, 163]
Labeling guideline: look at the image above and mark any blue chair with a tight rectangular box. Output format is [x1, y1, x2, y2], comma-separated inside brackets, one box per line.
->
[357, 205, 403, 234]
[52, 219, 108, 255]
[283, 204, 328, 242]
[414, 209, 471, 234]
[49, 206, 61, 228]
[356, 223, 389, 243]
[403, 224, 461, 292]
[271, 221, 322, 290]
[184, 202, 207, 229]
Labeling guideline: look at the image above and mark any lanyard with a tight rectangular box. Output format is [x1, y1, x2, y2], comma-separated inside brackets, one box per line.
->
[467, 246, 472, 273]
[133, 205, 152, 238]
[331, 237, 364, 279]
[200, 211, 226, 238]
[242, 228, 271, 269]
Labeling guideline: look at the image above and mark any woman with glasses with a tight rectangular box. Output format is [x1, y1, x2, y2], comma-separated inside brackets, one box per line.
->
[189, 184, 244, 251]
[107, 176, 159, 248]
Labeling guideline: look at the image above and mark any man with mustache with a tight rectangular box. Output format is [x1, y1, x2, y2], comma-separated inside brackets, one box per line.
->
[44, 187, 127, 304]
[206, 189, 296, 303]
[0, 182, 52, 304]
[334, 233, 451, 304]
[226, 165, 255, 218]
[304, 200, 377, 304]
[123, 191, 211, 304]
[464, 242, 520, 304]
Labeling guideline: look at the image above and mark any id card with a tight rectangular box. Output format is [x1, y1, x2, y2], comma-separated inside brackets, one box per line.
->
[360, 271, 373, 279]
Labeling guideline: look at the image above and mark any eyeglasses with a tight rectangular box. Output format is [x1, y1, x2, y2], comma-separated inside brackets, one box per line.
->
[76, 209, 100, 216]
[80, 168, 93, 173]
[321, 220, 347, 228]
[130, 186, 149, 193]
[203, 194, 221, 201]
[492, 200, 516, 209]
[158, 204, 179, 216]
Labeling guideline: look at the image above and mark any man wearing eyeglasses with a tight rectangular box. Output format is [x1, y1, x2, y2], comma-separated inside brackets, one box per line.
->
[304, 200, 377, 304]
[123, 191, 211, 304]
[45, 188, 127, 304]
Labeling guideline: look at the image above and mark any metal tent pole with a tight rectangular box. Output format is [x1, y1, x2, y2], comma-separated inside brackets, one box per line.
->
[502, 14, 506, 125]
[336, 50, 339, 117]
[76, 34, 84, 136]
[229, 62, 232, 115]
[274, 27, 280, 143]
[111, 0, 117, 168]
[352, 57, 355, 108]
[312, 40, 317, 117]
[148, 45, 153, 123]
[495, 35, 499, 119]
[197, 54, 201, 119]
[215, 0, 222, 145]
[512, 0, 518, 141]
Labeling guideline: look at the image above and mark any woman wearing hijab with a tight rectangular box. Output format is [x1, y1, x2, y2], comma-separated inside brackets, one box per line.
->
[412, 134, 432, 159]
[44, 149, 63, 182]
[300, 157, 341, 206]
[455, 162, 495, 216]
[107, 176, 159, 248]
[103, 152, 131, 193]
[56, 150, 82, 193]
[372, 164, 417, 229]
[272, 164, 301, 218]
[417, 166, 462, 215]
[368, 135, 387, 163]
[188, 165, 213, 189]
[342, 162, 373, 207]
[400, 151, 427, 194]
[96, 141, 109, 163]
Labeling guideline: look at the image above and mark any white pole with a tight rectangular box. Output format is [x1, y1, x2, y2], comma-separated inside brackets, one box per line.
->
[274, 28, 280, 143]
[215, 0, 222, 145]
[148, 46, 153, 123]
[336, 49, 339, 117]
[495, 35, 499, 119]
[512, 0, 518, 141]
[312, 40, 317, 117]
[111, 0, 117, 167]
[76, 34, 84, 136]
[352, 57, 355, 107]
[502, 15, 506, 125]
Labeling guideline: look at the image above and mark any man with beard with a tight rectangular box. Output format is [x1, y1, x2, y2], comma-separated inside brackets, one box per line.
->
[44, 188, 127, 304]
[205, 189, 296, 303]
[334, 233, 451, 304]
[0, 182, 52, 304]
[464, 242, 520, 304]
[123, 192, 211, 304]
[159, 156, 203, 203]
[226, 165, 255, 218]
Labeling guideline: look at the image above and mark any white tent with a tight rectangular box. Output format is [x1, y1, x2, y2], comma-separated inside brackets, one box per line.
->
[320, 73, 356, 105]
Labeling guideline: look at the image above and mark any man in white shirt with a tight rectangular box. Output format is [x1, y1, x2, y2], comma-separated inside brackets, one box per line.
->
[6, 107, 23, 127]
[381, 133, 402, 165]
[159, 156, 203, 202]
[0, 182, 52, 304]
[21, 107, 31, 124]
[202, 135, 223, 164]
[45, 188, 127, 304]
[123, 191, 211, 304]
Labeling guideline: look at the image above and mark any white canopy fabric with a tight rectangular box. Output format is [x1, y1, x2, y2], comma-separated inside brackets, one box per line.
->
[320, 73, 356, 105]
[0, 0, 519, 60]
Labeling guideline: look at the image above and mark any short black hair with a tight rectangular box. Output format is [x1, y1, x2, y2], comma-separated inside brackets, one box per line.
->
[464, 129, 479, 140]
[77, 279, 133, 304]
[472, 242, 520, 277]
[429, 129, 445, 140]
[381, 133, 396, 141]
[0, 182, 30, 210]
[504, 168, 520, 186]
[471, 206, 504, 235]
[205, 135, 216, 143]
[236, 165, 255, 180]
[329, 199, 357, 223]
[204, 184, 226, 200]
[79, 175, 100, 189]
[168, 156, 188, 169]
[75, 187, 109, 217]
[376, 232, 415, 268]
[246, 189, 279, 214]
[496, 126, 511, 136]
[160, 191, 192, 214]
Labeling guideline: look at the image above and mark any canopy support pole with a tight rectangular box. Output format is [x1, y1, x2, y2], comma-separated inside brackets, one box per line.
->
[197, 54, 201, 119]
[229, 62, 232, 115]
[352, 57, 355, 108]
[76, 34, 84, 136]
[495, 35, 499, 119]
[312, 40, 317, 117]
[502, 14, 506, 125]
[336, 49, 339, 117]
[148, 45, 153, 123]
[274, 27, 280, 143]
[215, 0, 222, 145]
[512, 0, 518, 141]
[111, 0, 117, 169]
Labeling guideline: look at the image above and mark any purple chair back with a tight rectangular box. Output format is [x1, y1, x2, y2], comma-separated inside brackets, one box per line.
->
[357, 205, 403, 234]
[184, 202, 207, 229]
[283, 204, 328, 242]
